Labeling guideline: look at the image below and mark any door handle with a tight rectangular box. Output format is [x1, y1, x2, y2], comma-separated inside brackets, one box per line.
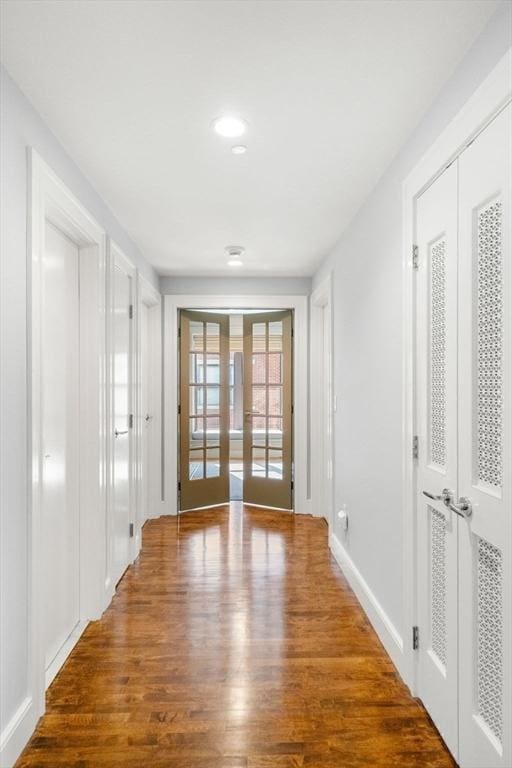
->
[422, 488, 453, 506]
[448, 496, 472, 519]
[114, 429, 129, 437]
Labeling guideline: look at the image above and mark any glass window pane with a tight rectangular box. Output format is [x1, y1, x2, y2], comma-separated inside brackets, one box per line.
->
[206, 322, 220, 353]
[251, 386, 266, 415]
[189, 319, 204, 352]
[268, 415, 282, 432]
[268, 353, 282, 384]
[268, 426, 282, 451]
[189, 352, 204, 384]
[268, 386, 282, 416]
[252, 353, 266, 384]
[206, 353, 220, 383]
[189, 449, 204, 480]
[268, 449, 283, 479]
[189, 417, 204, 445]
[251, 446, 266, 477]
[204, 385, 220, 412]
[189, 386, 205, 417]
[205, 415, 220, 433]
[252, 323, 266, 353]
[268, 321, 282, 352]
[206, 447, 220, 477]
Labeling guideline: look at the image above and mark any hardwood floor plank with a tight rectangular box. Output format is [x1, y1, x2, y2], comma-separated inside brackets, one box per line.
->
[16, 503, 455, 767]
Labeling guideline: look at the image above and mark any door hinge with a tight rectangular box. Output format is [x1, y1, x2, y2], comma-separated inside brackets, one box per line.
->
[129, 304, 134, 319]
[129, 522, 134, 538]
[412, 435, 419, 460]
[412, 625, 419, 650]
[412, 244, 419, 270]
[178, 404, 181, 415]
[291, 480, 294, 491]
[178, 481, 181, 493]
[129, 413, 134, 429]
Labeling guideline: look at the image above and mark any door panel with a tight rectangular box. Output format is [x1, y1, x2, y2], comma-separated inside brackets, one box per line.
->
[179, 310, 229, 510]
[415, 163, 459, 757]
[111, 259, 133, 584]
[243, 311, 292, 509]
[42, 222, 80, 671]
[458, 104, 511, 768]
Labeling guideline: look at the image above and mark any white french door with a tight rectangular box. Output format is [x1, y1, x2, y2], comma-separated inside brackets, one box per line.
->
[415, 103, 511, 767]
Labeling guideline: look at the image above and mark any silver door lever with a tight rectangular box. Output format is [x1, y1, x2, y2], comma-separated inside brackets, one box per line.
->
[448, 497, 472, 519]
[422, 488, 453, 505]
[115, 429, 129, 437]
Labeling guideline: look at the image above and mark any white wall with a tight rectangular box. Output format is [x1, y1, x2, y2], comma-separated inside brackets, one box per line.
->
[0, 65, 158, 752]
[160, 276, 311, 295]
[313, 2, 512, 646]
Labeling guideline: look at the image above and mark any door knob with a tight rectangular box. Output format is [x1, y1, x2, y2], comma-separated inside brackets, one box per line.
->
[448, 496, 472, 519]
[422, 488, 453, 506]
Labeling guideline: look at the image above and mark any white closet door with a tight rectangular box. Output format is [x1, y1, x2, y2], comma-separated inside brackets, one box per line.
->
[111, 257, 133, 585]
[458, 103, 511, 768]
[415, 162, 459, 758]
[42, 222, 80, 672]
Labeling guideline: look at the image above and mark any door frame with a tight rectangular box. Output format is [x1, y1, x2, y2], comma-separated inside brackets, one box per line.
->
[402, 49, 512, 694]
[310, 275, 333, 526]
[164, 294, 310, 516]
[29, 150, 108, 720]
[135, 274, 162, 536]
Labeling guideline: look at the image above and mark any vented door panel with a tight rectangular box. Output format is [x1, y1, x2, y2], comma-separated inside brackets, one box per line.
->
[458, 104, 511, 768]
[415, 162, 459, 758]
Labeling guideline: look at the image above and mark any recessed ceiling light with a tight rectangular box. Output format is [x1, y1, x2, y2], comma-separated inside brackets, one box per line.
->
[213, 115, 248, 138]
[227, 258, 243, 267]
[231, 145, 247, 155]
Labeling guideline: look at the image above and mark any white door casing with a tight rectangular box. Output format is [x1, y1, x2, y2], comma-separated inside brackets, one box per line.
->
[415, 162, 459, 758]
[41, 222, 80, 677]
[457, 103, 511, 768]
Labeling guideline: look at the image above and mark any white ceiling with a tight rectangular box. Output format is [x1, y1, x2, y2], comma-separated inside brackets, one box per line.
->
[0, 0, 497, 276]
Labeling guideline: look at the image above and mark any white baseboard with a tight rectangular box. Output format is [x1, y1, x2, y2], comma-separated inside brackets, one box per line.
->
[0, 696, 38, 768]
[45, 620, 89, 689]
[329, 532, 405, 679]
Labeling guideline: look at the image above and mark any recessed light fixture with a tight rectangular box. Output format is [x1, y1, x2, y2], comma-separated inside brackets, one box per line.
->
[213, 115, 247, 138]
[231, 144, 247, 155]
[225, 245, 244, 267]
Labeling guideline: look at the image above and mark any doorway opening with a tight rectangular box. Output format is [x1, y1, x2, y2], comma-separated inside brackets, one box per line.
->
[179, 309, 293, 511]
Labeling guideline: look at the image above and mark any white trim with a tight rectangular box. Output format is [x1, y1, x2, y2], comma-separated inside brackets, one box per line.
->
[401, 48, 512, 694]
[28, 150, 108, 767]
[163, 294, 310, 516]
[310, 275, 333, 523]
[0, 697, 37, 768]
[136, 275, 162, 530]
[329, 532, 404, 675]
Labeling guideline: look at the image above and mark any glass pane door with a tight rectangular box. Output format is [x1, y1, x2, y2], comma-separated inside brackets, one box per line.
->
[179, 310, 229, 510]
[243, 311, 293, 509]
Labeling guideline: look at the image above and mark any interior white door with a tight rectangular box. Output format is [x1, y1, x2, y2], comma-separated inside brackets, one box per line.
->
[42, 222, 80, 673]
[140, 301, 151, 522]
[415, 162, 460, 758]
[111, 257, 133, 585]
[457, 103, 511, 768]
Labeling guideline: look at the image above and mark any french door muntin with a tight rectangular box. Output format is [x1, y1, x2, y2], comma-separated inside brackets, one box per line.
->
[242, 310, 293, 510]
[179, 310, 230, 511]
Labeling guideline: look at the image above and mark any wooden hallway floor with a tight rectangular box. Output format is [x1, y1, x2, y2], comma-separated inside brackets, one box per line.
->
[16, 504, 455, 768]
